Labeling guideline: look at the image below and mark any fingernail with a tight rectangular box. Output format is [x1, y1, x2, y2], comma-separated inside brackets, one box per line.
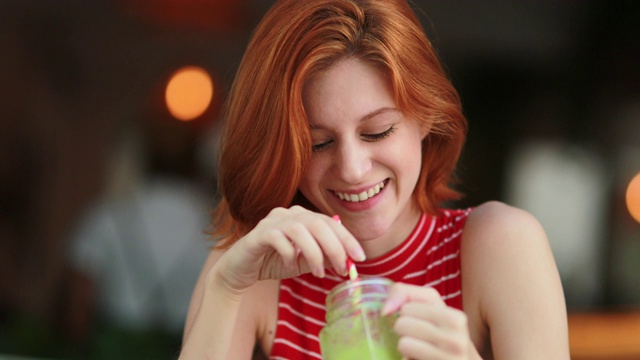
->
[354, 248, 366, 262]
[338, 262, 347, 277]
[331, 215, 341, 223]
[381, 299, 399, 316]
[381, 304, 391, 316]
[313, 266, 325, 278]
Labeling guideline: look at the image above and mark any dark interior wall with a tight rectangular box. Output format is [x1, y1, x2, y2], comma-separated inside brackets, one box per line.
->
[0, 0, 638, 357]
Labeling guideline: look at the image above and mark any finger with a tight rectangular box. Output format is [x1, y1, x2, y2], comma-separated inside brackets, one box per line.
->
[329, 215, 366, 262]
[280, 222, 326, 277]
[399, 333, 469, 359]
[396, 303, 470, 356]
[400, 302, 467, 332]
[394, 310, 461, 354]
[306, 217, 351, 276]
[297, 214, 363, 277]
[394, 311, 441, 341]
[382, 284, 443, 316]
[397, 335, 452, 360]
[259, 228, 299, 269]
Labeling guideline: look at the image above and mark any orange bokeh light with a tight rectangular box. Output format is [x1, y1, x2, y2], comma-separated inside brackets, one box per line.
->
[165, 66, 213, 121]
[627, 172, 640, 224]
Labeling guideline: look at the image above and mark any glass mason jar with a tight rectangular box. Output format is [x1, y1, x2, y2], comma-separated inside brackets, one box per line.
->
[319, 277, 402, 360]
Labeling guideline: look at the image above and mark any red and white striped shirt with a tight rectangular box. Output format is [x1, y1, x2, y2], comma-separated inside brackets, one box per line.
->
[269, 208, 473, 359]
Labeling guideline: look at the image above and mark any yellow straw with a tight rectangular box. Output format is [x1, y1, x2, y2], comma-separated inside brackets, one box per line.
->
[332, 215, 362, 304]
[347, 258, 359, 280]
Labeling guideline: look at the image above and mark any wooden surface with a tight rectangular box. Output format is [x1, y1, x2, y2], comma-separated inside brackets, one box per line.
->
[569, 310, 640, 360]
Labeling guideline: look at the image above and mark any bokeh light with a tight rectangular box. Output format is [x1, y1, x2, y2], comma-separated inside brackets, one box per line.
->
[627, 172, 640, 223]
[165, 66, 213, 121]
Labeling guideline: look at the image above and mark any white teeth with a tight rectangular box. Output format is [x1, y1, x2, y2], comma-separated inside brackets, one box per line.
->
[335, 181, 385, 203]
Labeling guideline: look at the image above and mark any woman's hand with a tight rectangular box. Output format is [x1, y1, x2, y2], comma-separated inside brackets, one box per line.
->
[382, 283, 481, 360]
[212, 205, 366, 294]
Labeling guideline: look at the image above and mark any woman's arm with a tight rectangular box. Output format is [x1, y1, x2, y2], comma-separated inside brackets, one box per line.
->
[462, 201, 570, 359]
[180, 249, 258, 360]
[179, 206, 365, 359]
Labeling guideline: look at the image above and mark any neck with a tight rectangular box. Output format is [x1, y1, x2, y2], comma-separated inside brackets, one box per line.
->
[359, 204, 423, 259]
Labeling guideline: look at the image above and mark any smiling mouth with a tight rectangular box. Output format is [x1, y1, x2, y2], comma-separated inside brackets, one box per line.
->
[334, 180, 386, 202]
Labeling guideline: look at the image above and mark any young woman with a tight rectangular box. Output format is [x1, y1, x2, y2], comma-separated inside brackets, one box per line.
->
[180, 0, 570, 359]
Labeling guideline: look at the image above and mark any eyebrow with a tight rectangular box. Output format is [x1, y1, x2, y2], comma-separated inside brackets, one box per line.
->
[309, 107, 399, 129]
[360, 107, 399, 122]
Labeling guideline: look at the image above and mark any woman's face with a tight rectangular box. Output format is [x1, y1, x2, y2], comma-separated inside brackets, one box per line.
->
[299, 58, 427, 257]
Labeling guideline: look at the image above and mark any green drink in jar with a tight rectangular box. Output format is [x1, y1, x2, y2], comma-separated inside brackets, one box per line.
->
[319, 277, 401, 360]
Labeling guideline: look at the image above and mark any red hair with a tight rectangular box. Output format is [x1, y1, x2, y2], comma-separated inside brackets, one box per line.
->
[212, 0, 467, 248]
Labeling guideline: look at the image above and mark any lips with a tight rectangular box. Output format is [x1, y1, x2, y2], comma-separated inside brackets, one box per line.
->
[334, 180, 386, 202]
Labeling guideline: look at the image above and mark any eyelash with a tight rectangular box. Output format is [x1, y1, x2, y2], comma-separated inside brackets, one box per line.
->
[311, 125, 397, 152]
[363, 125, 397, 141]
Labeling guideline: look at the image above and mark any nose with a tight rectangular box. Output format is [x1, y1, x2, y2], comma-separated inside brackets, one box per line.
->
[333, 139, 372, 184]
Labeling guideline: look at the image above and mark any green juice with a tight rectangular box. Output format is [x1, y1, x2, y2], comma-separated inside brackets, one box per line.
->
[319, 278, 402, 360]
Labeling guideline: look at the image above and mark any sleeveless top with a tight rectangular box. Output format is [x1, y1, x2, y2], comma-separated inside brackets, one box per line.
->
[269, 208, 473, 359]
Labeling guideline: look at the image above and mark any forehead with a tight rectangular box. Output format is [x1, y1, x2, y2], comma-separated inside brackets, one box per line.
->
[302, 58, 396, 125]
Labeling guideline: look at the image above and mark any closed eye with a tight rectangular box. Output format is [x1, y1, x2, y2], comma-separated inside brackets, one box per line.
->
[311, 125, 397, 152]
[362, 125, 397, 142]
[312, 140, 332, 152]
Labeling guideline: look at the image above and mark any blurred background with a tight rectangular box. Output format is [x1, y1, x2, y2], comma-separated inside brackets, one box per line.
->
[0, 0, 638, 359]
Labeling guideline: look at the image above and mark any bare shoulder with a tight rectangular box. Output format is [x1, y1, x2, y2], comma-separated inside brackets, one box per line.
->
[465, 200, 544, 238]
[461, 201, 570, 358]
[462, 201, 551, 264]
[461, 200, 554, 291]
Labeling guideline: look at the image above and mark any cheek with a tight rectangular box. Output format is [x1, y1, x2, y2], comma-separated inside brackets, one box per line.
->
[298, 158, 325, 197]
[408, 141, 424, 177]
[388, 135, 423, 166]
[389, 135, 423, 183]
